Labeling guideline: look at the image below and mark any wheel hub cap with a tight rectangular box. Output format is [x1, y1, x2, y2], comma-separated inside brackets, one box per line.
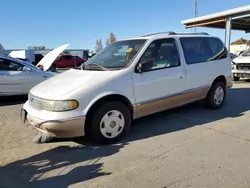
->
[214, 86, 224, 105]
[110, 121, 116, 128]
[100, 110, 125, 138]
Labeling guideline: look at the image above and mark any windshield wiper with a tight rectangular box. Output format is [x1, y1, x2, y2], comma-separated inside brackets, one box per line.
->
[84, 63, 110, 71]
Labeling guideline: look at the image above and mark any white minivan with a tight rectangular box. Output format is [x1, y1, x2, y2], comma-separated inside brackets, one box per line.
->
[21, 32, 232, 143]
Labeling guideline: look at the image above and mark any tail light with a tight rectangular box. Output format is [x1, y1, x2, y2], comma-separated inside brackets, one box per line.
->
[37, 64, 44, 70]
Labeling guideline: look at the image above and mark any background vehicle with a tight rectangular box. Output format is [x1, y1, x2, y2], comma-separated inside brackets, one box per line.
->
[50, 54, 85, 71]
[9, 50, 35, 64]
[0, 55, 55, 96]
[0, 44, 69, 96]
[232, 48, 250, 81]
[22, 32, 232, 144]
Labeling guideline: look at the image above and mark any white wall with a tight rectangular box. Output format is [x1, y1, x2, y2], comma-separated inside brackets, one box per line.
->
[230, 44, 249, 54]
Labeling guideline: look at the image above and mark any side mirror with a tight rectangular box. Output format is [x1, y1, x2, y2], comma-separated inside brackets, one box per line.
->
[136, 59, 154, 73]
[22, 66, 32, 71]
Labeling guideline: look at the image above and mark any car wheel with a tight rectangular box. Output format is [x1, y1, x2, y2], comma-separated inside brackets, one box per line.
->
[205, 81, 226, 109]
[87, 101, 131, 144]
[233, 76, 240, 81]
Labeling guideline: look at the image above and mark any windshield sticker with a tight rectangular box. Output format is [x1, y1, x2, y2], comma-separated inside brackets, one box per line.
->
[127, 48, 133, 53]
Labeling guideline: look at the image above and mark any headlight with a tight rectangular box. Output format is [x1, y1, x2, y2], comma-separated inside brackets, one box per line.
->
[232, 65, 236, 70]
[40, 99, 79, 112]
[54, 100, 79, 111]
[29, 93, 79, 112]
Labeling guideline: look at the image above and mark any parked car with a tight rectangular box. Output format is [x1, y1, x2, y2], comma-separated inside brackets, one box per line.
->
[232, 48, 250, 81]
[0, 44, 68, 96]
[50, 54, 85, 71]
[0, 55, 54, 96]
[21, 32, 232, 144]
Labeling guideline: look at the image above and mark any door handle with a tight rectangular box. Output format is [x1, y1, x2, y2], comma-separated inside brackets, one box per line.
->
[42, 75, 47, 78]
[180, 76, 182, 79]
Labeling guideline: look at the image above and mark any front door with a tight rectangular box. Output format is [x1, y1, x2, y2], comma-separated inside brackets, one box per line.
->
[131, 38, 186, 117]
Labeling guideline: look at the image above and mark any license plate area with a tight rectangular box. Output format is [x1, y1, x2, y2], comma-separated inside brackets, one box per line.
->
[21, 108, 27, 123]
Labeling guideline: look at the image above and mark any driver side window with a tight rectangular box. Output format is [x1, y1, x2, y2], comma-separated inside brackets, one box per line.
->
[140, 38, 180, 71]
[0, 58, 23, 71]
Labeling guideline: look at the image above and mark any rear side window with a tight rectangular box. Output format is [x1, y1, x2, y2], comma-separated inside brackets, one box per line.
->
[180, 37, 227, 65]
[60, 55, 72, 60]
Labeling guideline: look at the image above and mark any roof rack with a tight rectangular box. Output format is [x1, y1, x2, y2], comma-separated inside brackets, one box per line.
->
[172, 32, 209, 35]
[142, 31, 209, 37]
[142, 31, 176, 37]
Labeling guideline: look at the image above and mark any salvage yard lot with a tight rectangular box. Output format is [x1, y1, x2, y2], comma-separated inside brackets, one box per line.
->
[1, 81, 250, 188]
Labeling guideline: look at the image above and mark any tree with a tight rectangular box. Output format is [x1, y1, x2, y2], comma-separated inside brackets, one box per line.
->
[109, 32, 116, 44]
[231, 38, 249, 45]
[106, 38, 110, 46]
[99, 40, 103, 51]
[0, 43, 4, 49]
[95, 39, 103, 52]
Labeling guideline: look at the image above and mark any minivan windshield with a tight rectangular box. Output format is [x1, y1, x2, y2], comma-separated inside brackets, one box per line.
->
[84, 39, 147, 70]
[241, 49, 250, 56]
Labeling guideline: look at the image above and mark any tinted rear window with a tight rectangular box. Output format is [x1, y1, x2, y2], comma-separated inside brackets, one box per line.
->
[180, 37, 227, 65]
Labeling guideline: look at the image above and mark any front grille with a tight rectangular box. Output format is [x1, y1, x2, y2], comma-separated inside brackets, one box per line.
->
[29, 95, 42, 110]
[236, 63, 250, 70]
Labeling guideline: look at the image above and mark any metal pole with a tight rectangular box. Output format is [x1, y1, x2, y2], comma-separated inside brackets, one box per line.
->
[193, 0, 198, 32]
[225, 17, 232, 51]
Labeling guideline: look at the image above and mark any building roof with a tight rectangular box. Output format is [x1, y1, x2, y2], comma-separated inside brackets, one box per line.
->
[182, 5, 250, 33]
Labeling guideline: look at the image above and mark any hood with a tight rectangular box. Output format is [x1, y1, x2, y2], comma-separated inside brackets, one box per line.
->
[30, 69, 113, 99]
[36, 44, 69, 71]
[233, 55, 250, 64]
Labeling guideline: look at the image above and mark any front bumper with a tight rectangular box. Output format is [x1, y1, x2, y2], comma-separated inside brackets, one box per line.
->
[232, 69, 250, 78]
[21, 108, 86, 138]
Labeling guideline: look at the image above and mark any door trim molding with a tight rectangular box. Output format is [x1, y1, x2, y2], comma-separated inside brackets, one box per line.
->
[133, 85, 210, 119]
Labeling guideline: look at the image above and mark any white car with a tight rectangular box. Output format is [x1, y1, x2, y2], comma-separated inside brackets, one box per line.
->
[0, 44, 68, 96]
[21, 32, 232, 144]
[232, 49, 250, 81]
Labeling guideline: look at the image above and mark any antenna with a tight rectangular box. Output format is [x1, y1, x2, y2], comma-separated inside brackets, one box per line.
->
[192, 0, 198, 32]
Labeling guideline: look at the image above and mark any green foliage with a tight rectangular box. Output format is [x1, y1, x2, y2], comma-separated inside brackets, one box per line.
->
[95, 39, 103, 52]
[231, 38, 249, 45]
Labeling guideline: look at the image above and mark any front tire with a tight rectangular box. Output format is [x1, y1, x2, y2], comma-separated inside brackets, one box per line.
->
[205, 81, 226, 109]
[86, 101, 131, 144]
[233, 76, 240, 81]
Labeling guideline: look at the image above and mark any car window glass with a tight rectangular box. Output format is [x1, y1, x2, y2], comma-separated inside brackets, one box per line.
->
[60, 56, 72, 60]
[180, 37, 227, 65]
[242, 49, 250, 56]
[140, 38, 180, 71]
[73, 56, 81, 60]
[85, 39, 146, 69]
[0, 58, 23, 71]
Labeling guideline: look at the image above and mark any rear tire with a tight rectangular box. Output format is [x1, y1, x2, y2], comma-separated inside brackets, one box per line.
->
[233, 76, 240, 81]
[50, 64, 56, 72]
[205, 81, 226, 109]
[86, 101, 131, 144]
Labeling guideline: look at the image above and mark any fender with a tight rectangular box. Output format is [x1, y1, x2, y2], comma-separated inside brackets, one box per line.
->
[82, 91, 135, 115]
